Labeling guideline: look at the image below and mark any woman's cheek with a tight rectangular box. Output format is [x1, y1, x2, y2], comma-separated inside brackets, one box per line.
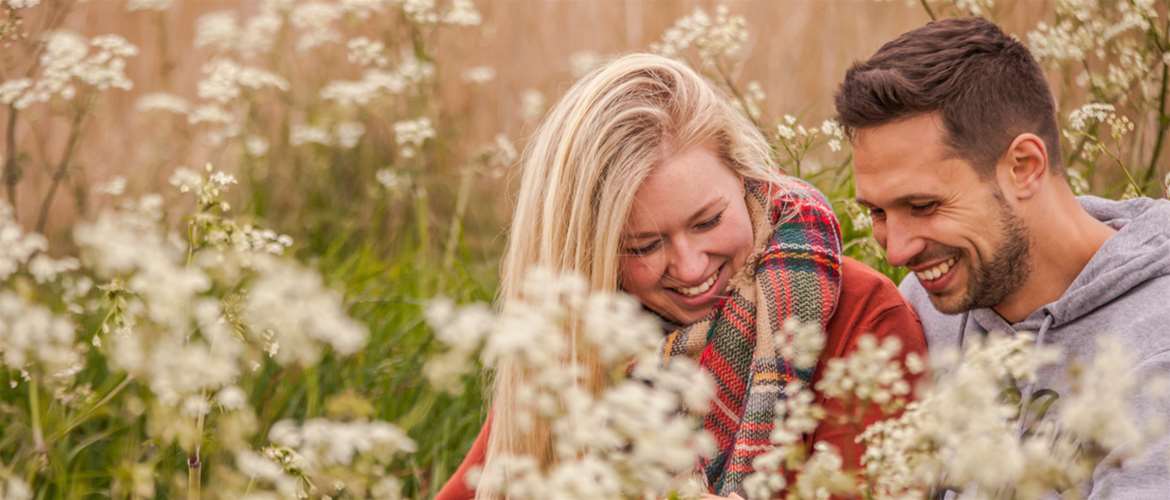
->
[619, 255, 659, 294]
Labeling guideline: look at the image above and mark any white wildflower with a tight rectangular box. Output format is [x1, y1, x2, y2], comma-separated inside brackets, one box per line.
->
[243, 256, 368, 366]
[0, 79, 34, 108]
[0, 476, 31, 500]
[402, 0, 438, 24]
[197, 59, 288, 104]
[216, 386, 248, 410]
[187, 104, 234, 127]
[520, 89, 545, 121]
[1067, 167, 1090, 195]
[0, 292, 82, 379]
[335, 121, 365, 149]
[652, 5, 747, 66]
[239, 13, 283, 57]
[320, 69, 405, 107]
[0, 202, 48, 281]
[27, 254, 79, 284]
[954, 0, 994, 16]
[235, 450, 299, 497]
[569, 51, 604, 78]
[1059, 337, 1147, 450]
[815, 335, 912, 410]
[779, 318, 826, 370]
[5, 0, 40, 8]
[95, 176, 127, 196]
[244, 135, 269, 157]
[135, 92, 189, 114]
[346, 37, 387, 67]
[268, 418, 416, 466]
[195, 11, 239, 51]
[393, 117, 435, 159]
[291, 2, 342, 52]
[127, 0, 172, 11]
[443, 0, 481, 26]
[339, 0, 387, 19]
[375, 169, 408, 191]
[462, 65, 495, 84]
[290, 124, 333, 147]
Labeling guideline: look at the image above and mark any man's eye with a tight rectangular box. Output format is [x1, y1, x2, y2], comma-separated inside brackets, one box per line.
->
[910, 202, 939, 215]
[624, 240, 661, 256]
[868, 207, 886, 220]
[695, 212, 723, 230]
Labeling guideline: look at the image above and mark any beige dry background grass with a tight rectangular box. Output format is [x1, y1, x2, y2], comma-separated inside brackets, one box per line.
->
[4, 0, 1052, 236]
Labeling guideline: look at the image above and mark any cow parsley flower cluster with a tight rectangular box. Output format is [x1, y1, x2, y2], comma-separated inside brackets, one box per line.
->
[0, 31, 137, 108]
[773, 115, 847, 175]
[1027, 0, 1160, 101]
[320, 51, 434, 106]
[259, 418, 416, 497]
[853, 332, 1162, 499]
[815, 335, 914, 412]
[1064, 102, 1134, 163]
[652, 5, 748, 68]
[425, 269, 716, 499]
[197, 58, 289, 104]
[393, 117, 436, 159]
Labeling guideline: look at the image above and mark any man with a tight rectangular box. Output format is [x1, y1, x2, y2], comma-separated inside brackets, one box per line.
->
[834, 16, 1170, 498]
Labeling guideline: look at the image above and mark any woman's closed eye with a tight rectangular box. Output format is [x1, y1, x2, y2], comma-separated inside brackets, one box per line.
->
[624, 239, 661, 256]
[695, 211, 723, 231]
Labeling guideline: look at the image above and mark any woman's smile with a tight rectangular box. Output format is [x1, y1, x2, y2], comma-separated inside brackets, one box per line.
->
[664, 262, 729, 307]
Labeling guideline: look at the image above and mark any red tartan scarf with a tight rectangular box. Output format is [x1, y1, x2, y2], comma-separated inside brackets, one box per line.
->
[660, 178, 843, 495]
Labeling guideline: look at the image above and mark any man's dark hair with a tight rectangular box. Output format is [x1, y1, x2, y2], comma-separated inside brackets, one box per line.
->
[834, 17, 1062, 176]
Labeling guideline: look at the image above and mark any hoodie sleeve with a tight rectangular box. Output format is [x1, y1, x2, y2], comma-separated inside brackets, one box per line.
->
[1088, 349, 1170, 499]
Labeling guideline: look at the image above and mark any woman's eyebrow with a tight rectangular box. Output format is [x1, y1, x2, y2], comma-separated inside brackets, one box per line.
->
[688, 197, 726, 223]
[625, 197, 727, 240]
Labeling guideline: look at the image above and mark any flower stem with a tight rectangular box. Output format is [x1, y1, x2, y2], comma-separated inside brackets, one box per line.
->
[188, 409, 205, 500]
[29, 378, 45, 453]
[35, 98, 90, 234]
[1141, 48, 1169, 190]
[3, 105, 20, 216]
[442, 169, 474, 270]
[187, 450, 201, 500]
[918, 0, 937, 20]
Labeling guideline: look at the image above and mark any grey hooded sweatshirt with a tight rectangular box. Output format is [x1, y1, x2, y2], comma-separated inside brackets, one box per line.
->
[900, 195, 1170, 499]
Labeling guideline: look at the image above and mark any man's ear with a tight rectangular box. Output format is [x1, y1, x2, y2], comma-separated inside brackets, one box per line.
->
[998, 133, 1049, 200]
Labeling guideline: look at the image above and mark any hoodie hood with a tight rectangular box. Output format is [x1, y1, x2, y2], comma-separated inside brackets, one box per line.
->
[1042, 196, 1170, 326]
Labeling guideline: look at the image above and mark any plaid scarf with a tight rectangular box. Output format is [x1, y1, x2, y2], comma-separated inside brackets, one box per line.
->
[661, 178, 842, 495]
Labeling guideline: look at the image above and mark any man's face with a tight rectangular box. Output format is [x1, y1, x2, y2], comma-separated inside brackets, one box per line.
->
[852, 113, 1031, 314]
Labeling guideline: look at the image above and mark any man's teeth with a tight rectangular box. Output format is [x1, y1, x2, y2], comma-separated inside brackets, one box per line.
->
[674, 272, 718, 297]
[916, 257, 956, 282]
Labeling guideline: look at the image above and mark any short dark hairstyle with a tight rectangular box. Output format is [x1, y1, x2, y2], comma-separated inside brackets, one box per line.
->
[834, 17, 1062, 176]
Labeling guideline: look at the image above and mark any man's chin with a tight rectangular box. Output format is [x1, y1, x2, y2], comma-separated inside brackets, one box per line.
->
[927, 291, 971, 315]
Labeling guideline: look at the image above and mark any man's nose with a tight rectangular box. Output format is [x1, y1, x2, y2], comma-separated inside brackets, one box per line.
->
[878, 217, 924, 267]
[667, 237, 709, 283]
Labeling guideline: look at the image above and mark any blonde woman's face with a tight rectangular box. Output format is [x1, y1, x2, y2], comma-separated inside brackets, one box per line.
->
[619, 144, 754, 325]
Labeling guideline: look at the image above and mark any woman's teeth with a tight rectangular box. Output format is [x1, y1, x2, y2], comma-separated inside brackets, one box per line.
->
[916, 257, 956, 282]
[674, 272, 718, 297]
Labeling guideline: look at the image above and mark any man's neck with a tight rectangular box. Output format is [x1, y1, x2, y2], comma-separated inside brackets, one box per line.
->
[993, 194, 1116, 323]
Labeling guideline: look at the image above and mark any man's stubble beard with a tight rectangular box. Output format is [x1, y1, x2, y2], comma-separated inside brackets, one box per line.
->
[963, 199, 1032, 312]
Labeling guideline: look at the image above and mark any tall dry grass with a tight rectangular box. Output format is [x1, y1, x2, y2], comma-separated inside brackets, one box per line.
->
[2, 0, 1051, 238]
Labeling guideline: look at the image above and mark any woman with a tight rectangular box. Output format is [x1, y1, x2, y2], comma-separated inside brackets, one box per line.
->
[438, 53, 926, 499]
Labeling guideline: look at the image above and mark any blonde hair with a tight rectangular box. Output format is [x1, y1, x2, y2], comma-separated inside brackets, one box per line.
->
[482, 53, 781, 494]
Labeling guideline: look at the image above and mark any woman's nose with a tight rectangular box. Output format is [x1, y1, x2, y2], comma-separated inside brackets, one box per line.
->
[667, 237, 709, 283]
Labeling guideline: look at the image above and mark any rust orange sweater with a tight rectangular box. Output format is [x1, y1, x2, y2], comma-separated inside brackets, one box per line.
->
[436, 257, 926, 499]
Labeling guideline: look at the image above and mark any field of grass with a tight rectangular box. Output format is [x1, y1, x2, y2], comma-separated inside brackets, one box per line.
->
[0, 0, 1166, 498]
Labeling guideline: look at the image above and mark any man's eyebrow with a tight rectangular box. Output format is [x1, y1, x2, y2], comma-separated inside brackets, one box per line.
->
[626, 197, 725, 240]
